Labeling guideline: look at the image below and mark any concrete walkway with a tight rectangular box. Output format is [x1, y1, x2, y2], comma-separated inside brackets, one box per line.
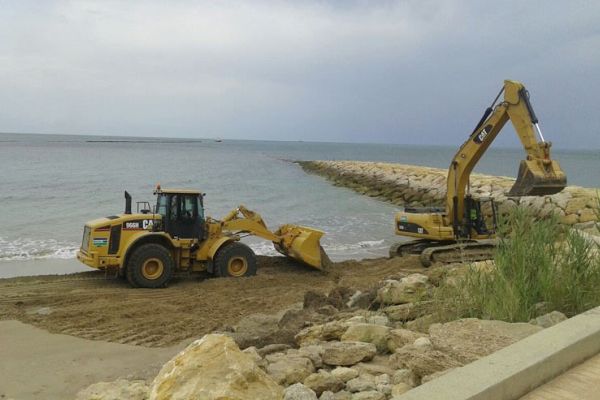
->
[520, 352, 600, 400]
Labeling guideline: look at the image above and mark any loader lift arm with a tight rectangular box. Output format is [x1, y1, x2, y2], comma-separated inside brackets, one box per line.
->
[220, 205, 328, 270]
[445, 79, 566, 235]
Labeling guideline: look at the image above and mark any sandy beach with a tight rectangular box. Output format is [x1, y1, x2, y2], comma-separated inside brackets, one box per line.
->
[0, 320, 185, 399]
[0, 255, 425, 398]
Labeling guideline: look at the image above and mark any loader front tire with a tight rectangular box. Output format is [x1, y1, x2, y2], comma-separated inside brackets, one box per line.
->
[127, 244, 174, 288]
[214, 242, 257, 278]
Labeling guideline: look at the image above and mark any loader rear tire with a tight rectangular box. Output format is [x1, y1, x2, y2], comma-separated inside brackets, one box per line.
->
[127, 244, 174, 288]
[214, 242, 257, 278]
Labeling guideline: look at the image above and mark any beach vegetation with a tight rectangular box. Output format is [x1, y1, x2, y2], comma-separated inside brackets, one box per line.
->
[437, 204, 600, 322]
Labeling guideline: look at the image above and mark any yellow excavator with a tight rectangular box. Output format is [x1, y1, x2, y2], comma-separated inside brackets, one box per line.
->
[77, 186, 329, 288]
[391, 80, 567, 266]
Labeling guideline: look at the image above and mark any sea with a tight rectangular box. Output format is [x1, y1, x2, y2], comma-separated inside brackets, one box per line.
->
[1, 132, 598, 278]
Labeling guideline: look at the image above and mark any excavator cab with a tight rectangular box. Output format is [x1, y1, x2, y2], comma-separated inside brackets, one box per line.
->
[463, 195, 497, 238]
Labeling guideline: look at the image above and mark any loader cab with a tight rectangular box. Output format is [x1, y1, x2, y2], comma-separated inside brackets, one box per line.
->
[155, 189, 205, 240]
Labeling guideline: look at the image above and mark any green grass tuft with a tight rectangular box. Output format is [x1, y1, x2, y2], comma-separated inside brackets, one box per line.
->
[437, 205, 600, 322]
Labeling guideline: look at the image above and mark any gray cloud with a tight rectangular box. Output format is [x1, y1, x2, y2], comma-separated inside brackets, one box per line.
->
[0, 0, 598, 148]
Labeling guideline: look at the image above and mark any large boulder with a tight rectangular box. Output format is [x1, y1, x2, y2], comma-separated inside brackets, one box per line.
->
[428, 318, 542, 363]
[376, 274, 432, 305]
[386, 329, 426, 353]
[331, 367, 359, 383]
[322, 341, 377, 366]
[350, 390, 385, 400]
[296, 321, 349, 346]
[230, 313, 281, 348]
[298, 345, 325, 369]
[529, 311, 567, 328]
[341, 323, 391, 353]
[267, 354, 315, 385]
[383, 303, 418, 322]
[391, 382, 412, 397]
[284, 383, 318, 400]
[389, 344, 462, 381]
[233, 306, 325, 348]
[76, 379, 149, 400]
[303, 370, 344, 395]
[149, 334, 283, 400]
[345, 374, 376, 393]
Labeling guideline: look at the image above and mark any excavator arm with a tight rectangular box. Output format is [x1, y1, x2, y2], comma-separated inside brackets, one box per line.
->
[445, 80, 567, 229]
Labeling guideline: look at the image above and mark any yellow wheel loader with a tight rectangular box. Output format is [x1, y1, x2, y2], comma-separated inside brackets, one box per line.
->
[76, 187, 329, 288]
[391, 80, 567, 266]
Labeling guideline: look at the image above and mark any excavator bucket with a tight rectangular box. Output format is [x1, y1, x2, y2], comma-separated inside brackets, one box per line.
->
[273, 224, 331, 270]
[508, 159, 567, 197]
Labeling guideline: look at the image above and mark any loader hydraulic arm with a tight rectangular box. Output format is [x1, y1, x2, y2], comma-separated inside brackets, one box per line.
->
[445, 80, 566, 232]
[221, 205, 281, 242]
[219, 205, 327, 270]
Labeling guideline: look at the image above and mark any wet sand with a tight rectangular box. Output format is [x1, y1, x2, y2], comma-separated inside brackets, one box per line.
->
[0, 258, 87, 279]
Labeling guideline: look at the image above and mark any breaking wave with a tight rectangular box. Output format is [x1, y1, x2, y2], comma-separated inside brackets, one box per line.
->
[248, 238, 388, 261]
[0, 237, 78, 261]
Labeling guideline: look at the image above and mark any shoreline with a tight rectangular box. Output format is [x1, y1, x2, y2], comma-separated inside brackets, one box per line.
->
[0, 258, 88, 279]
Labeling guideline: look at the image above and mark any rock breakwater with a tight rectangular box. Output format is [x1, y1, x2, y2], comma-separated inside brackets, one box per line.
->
[297, 161, 599, 232]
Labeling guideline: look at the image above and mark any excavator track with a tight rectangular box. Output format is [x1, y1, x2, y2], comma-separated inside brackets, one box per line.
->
[390, 239, 497, 267]
[420, 239, 497, 267]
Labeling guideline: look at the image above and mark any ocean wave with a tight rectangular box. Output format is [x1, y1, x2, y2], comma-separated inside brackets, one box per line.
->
[0, 237, 78, 261]
[323, 239, 386, 252]
[248, 239, 387, 260]
[0, 235, 387, 263]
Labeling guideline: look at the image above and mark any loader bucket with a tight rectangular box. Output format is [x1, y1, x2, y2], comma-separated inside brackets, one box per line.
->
[508, 159, 567, 197]
[273, 224, 331, 270]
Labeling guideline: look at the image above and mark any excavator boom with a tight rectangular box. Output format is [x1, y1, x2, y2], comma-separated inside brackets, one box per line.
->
[446, 80, 566, 223]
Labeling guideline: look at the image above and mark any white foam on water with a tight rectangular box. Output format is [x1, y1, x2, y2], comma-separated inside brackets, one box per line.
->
[323, 239, 386, 252]
[247, 238, 388, 262]
[0, 237, 78, 261]
[248, 241, 282, 257]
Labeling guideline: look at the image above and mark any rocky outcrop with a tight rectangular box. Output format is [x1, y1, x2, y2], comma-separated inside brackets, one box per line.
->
[83, 268, 565, 400]
[376, 274, 432, 305]
[297, 161, 599, 232]
[149, 334, 283, 400]
[529, 311, 568, 328]
[322, 341, 378, 366]
[428, 318, 542, 364]
[341, 323, 391, 353]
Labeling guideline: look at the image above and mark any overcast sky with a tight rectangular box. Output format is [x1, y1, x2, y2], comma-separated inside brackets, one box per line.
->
[1, 1, 599, 148]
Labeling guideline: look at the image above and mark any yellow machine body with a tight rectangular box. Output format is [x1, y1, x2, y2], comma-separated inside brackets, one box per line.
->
[394, 80, 567, 252]
[77, 188, 328, 287]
